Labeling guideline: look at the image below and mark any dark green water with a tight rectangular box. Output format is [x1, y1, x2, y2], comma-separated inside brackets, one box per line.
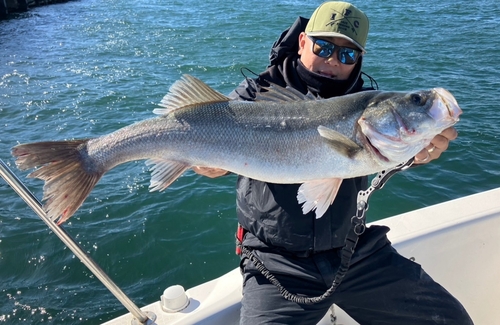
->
[1, 0, 499, 323]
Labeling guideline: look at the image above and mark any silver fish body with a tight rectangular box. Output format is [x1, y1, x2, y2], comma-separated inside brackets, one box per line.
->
[12, 75, 462, 223]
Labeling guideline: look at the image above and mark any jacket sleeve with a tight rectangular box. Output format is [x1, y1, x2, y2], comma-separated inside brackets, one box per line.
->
[228, 77, 258, 101]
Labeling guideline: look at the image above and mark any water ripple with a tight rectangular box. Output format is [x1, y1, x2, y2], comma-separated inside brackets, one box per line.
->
[1, 0, 499, 323]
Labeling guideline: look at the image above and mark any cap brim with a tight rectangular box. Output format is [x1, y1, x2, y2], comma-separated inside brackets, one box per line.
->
[306, 32, 366, 53]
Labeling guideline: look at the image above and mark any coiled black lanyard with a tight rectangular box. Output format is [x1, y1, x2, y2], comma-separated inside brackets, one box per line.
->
[240, 158, 414, 305]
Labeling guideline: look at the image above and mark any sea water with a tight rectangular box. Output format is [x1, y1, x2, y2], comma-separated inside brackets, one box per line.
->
[0, 0, 499, 323]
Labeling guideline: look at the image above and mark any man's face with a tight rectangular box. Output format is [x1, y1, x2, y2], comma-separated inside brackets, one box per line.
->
[298, 32, 360, 80]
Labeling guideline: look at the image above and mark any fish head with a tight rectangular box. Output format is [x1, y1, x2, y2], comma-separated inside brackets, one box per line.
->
[358, 88, 462, 163]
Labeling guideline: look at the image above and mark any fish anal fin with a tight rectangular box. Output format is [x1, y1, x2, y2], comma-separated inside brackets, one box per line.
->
[317, 125, 361, 158]
[153, 75, 231, 115]
[297, 178, 343, 219]
[146, 158, 190, 192]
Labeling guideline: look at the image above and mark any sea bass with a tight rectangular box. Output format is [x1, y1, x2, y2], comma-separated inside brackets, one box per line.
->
[12, 75, 462, 224]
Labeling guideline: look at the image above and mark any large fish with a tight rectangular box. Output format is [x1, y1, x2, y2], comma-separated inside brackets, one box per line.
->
[12, 75, 462, 224]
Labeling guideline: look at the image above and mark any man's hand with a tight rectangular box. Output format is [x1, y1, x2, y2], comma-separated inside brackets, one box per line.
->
[414, 127, 458, 164]
[192, 166, 229, 178]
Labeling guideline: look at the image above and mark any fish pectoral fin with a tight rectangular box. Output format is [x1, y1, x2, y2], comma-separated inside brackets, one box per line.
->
[317, 125, 362, 158]
[153, 75, 231, 115]
[145, 159, 190, 192]
[297, 178, 343, 219]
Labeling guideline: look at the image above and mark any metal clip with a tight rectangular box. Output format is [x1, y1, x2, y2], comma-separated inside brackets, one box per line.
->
[351, 158, 414, 235]
[371, 158, 414, 190]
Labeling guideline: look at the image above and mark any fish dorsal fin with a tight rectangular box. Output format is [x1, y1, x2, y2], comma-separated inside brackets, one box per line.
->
[153, 74, 230, 115]
[256, 82, 318, 102]
[317, 125, 362, 158]
[297, 178, 343, 219]
[145, 158, 190, 191]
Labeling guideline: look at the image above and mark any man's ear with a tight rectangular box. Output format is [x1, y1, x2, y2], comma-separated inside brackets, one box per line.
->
[298, 32, 307, 56]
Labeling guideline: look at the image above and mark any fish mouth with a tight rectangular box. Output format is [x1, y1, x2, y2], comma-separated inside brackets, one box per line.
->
[358, 128, 390, 163]
[429, 88, 462, 124]
[359, 118, 414, 164]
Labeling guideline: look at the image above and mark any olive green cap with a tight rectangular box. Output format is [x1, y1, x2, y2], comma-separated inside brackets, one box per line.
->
[305, 1, 369, 52]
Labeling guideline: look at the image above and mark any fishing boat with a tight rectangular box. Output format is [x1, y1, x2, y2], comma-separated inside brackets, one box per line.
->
[101, 186, 500, 325]
[1, 159, 499, 324]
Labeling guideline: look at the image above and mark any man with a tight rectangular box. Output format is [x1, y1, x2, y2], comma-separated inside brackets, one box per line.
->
[195, 2, 472, 324]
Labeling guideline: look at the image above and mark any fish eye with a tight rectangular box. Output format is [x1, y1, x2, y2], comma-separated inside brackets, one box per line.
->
[410, 93, 425, 106]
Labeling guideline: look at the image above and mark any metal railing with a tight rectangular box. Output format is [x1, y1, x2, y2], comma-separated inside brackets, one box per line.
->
[0, 158, 156, 324]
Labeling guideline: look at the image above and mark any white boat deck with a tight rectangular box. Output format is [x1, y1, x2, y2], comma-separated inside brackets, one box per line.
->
[103, 187, 500, 325]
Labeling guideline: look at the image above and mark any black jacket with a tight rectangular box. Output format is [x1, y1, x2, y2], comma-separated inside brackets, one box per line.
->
[230, 17, 374, 254]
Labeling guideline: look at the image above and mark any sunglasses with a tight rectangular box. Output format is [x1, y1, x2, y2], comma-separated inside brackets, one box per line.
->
[308, 36, 361, 65]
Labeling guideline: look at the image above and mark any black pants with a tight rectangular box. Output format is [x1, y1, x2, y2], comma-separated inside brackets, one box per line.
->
[239, 227, 474, 325]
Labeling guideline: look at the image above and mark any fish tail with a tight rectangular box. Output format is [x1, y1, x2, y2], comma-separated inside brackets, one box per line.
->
[12, 140, 102, 224]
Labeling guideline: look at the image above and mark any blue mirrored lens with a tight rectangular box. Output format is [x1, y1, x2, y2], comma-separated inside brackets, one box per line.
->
[338, 48, 358, 64]
[314, 39, 334, 58]
[310, 37, 359, 65]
